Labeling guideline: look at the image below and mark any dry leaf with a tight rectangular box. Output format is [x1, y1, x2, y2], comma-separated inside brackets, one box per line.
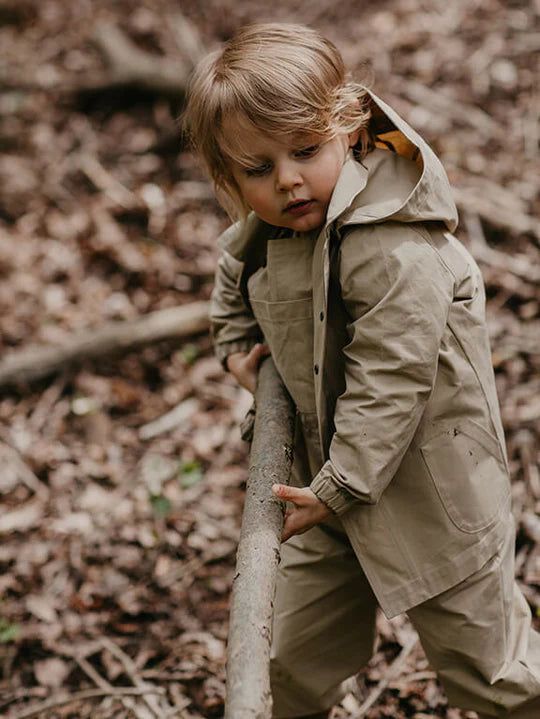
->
[34, 657, 70, 688]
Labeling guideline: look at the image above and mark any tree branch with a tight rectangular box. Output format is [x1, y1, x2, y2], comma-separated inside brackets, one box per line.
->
[225, 357, 296, 719]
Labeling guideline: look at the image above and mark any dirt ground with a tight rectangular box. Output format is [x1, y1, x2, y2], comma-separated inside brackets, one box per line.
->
[0, 1, 539, 717]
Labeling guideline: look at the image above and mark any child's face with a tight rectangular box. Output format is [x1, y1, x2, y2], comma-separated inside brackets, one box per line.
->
[225, 120, 359, 232]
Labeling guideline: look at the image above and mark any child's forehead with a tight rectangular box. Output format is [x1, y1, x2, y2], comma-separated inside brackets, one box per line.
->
[220, 113, 323, 161]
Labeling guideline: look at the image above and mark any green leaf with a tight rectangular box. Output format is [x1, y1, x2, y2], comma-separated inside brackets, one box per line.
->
[180, 344, 199, 365]
[179, 460, 203, 488]
[149, 494, 172, 517]
[0, 619, 20, 643]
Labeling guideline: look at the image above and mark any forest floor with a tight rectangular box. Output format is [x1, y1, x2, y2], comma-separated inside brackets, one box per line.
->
[0, 0, 539, 717]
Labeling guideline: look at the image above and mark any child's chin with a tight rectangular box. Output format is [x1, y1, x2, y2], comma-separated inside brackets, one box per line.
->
[283, 212, 324, 233]
[290, 218, 324, 233]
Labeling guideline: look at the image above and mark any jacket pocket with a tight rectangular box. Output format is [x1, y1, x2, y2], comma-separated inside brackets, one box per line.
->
[420, 419, 510, 533]
[250, 298, 315, 414]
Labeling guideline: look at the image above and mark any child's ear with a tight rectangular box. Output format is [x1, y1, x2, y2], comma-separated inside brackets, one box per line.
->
[348, 128, 361, 148]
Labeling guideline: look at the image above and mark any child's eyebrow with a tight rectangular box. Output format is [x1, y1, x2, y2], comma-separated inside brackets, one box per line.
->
[226, 146, 269, 166]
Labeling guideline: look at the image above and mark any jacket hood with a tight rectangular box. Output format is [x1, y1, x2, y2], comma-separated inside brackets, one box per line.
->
[327, 89, 458, 232]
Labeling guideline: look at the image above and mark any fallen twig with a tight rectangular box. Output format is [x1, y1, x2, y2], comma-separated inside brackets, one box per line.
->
[78, 152, 139, 209]
[351, 634, 419, 718]
[72, 18, 204, 99]
[50, 641, 159, 719]
[139, 397, 200, 440]
[8, 686, 166, 719]
[0, 302, 210, 387]
[74, 654, 112, 692]
[397, 79, 501, 137]
[99, 638, 181, 718]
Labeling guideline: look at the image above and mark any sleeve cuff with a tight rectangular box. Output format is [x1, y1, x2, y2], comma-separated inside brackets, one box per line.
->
[310, 467, 360, 517]
[214, 338, 261, 371]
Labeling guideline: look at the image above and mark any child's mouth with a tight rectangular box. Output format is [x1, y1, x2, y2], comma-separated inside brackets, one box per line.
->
[284, 200, 314, 216]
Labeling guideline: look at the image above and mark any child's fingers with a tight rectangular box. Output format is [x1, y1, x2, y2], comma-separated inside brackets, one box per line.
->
[272, 483, 309, 504]
[252, 343, 270, 355]
[272, 483, 292, 499]
[281, 506, 315, 542]
[246, 343, 271, 369]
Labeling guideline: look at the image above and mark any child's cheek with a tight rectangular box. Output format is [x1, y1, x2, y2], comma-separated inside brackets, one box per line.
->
[246, 186, 271, 217]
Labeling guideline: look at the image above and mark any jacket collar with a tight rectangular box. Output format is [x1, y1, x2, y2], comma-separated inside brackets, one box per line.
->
[325, 154, 369, 227]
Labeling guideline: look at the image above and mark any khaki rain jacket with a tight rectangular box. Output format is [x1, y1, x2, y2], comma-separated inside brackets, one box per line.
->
[210, 90, 512, 618]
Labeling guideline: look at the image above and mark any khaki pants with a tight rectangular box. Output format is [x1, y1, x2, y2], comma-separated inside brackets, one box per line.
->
[270, 520, 540, 718]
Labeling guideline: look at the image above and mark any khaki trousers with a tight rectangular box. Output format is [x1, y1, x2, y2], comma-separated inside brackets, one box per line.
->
[269, 519, 540, 718]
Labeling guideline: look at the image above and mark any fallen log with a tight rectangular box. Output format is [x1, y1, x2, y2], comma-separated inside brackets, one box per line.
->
[225, 357, 296, 719]
[0, 302, 209, 387]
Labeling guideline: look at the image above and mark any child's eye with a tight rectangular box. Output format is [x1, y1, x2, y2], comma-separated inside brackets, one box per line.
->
[245, 163, 272, 177]
[295, 144, 320, 158]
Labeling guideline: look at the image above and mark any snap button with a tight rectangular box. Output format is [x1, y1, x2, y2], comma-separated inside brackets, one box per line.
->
[314, 364, 319, 375]
[319, 311, 324, 321]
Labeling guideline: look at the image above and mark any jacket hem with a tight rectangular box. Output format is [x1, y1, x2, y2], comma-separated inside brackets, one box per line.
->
[367, 516, 510, 619]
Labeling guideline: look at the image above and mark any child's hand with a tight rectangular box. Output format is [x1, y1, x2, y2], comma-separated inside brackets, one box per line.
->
[226, 343, 271, 394]
[272, 484, 332, 542]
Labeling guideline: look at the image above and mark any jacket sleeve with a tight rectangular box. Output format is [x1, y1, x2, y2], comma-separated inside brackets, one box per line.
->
[211, 223, 264, 371]
[310, 223, 455, 515]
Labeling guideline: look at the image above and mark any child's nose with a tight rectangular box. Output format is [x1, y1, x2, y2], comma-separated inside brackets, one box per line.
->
[275, 162, 302, 192]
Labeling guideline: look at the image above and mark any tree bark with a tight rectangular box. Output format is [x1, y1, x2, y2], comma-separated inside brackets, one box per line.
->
[225, 357, 296, 719]
[0, 302, 209, 387]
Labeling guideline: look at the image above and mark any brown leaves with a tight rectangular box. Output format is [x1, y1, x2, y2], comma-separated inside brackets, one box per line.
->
[0, 1, 538, 718]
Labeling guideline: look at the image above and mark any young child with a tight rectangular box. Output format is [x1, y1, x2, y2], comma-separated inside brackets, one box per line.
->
[183, 23, 540, 719]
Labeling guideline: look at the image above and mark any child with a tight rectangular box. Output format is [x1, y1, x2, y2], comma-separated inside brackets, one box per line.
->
[183, 23, 540, 719]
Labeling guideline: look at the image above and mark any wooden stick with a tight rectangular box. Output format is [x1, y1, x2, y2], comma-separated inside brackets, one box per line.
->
[225, 357, 296, 719]
[0, 302, 209, 387]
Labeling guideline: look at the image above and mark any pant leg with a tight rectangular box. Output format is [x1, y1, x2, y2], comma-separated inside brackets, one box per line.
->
[270, 523, 377, 719]
[408, 519, 540, 717]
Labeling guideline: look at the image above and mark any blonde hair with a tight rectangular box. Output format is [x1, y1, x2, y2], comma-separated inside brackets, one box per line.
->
[183, 23, 373, 219]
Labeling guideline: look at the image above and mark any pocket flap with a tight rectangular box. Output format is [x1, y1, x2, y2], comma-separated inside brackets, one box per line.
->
[420, 419, 510, 533]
